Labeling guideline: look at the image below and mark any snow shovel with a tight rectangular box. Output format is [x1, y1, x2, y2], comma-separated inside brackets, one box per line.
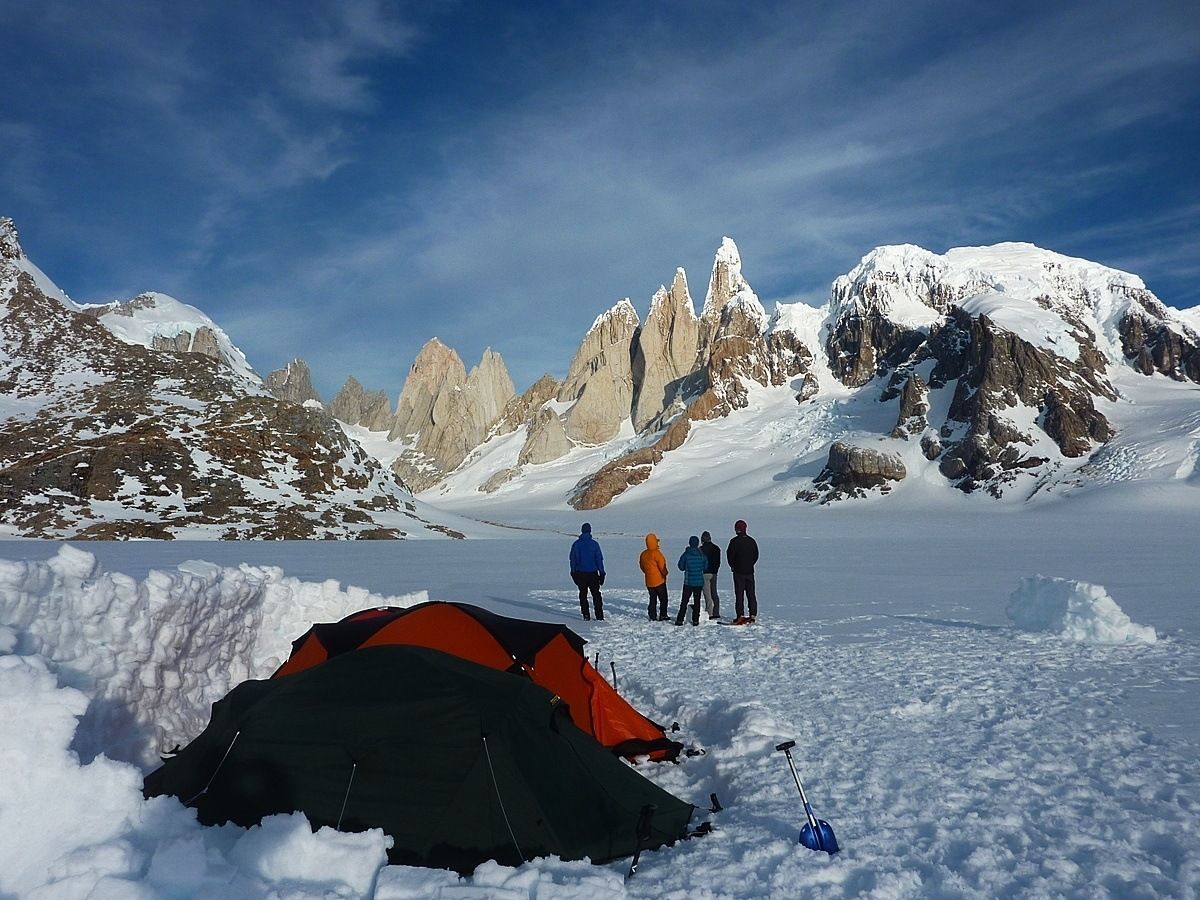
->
[775, 740, 840, 855]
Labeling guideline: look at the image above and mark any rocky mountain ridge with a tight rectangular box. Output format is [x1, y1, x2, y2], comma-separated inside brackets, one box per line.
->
[5, 212, 1198, 529]
[0, 218, 453, 539]
[351, 240, 1198, 509]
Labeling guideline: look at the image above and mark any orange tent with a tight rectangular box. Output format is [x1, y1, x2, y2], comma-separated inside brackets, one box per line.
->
[274, 602, 682, 762]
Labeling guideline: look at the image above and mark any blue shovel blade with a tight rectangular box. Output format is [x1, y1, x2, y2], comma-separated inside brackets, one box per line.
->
[799, 820, 840, 855]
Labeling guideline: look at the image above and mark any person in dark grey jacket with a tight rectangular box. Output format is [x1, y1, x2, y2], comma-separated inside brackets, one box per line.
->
[726, 519, 759, 624]
[700, 531, 721, 620]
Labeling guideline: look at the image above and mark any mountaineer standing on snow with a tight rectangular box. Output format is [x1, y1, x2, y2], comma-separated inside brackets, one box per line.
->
[639, 533, 670, 621]
[570, 523, 605, 621]
[700, 530, 722, 620]
[727, 519, 759, 624]
[675, 535, 706, 626]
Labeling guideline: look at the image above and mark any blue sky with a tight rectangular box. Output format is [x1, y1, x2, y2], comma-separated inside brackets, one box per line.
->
[2, 1, 1198, 397]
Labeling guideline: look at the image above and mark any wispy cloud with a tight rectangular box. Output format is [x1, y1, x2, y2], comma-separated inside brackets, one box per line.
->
[3, 1, 1198, 394]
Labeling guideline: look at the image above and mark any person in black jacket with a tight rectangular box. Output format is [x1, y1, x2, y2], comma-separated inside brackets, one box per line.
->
[700, 531, 721, 620]
[726, 519, 759, 624]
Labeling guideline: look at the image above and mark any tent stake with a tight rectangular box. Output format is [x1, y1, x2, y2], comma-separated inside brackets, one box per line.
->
[611, 661, 618, 692]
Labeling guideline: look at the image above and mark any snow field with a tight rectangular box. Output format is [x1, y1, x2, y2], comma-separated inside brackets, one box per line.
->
[0, 542, 1197, 897]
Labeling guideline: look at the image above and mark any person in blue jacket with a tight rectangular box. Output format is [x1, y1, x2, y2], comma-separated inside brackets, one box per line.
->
[675, 535, 706, 626]
[569, 522, 605, 621]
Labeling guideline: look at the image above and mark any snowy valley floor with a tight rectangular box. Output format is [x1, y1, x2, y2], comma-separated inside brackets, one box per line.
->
[1, 509, 1198, 898]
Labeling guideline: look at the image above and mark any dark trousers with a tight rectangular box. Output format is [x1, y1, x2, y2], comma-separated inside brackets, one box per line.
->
[647, 583, 668, 620]
[575, 571, 603, 619]
[676, 584, 703, 625]
[733, 573, 757, 619]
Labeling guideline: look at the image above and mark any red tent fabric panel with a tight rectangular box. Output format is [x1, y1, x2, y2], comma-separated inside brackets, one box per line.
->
[273, 634, 331, 678]
[529, 634, 678, 761]
[358, 605, 517, 673]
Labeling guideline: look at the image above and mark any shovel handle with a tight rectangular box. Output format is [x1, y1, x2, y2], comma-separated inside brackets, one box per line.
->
[775, 740, 796, 752]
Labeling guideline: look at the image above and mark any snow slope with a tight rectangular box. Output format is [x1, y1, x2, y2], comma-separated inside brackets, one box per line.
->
[84, 292, 261, 386]
[2, 514, 1197, 897]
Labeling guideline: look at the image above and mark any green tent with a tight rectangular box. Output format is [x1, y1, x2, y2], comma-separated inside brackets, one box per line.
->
[144, 645, 694, 873]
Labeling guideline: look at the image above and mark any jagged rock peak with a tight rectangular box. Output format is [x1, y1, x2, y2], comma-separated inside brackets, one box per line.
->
[632, 269, 701, 432]
[700, 237, 767, 339]
[466, 347, 517, 428]
[0, 217, 20, 260]
[265, 357, 322, 406]
[587, 297, 641, 334]
[558, 299, 640, 444]
[330, 376, 393, 431]
[391, 338, 467, 439]
[651, 268, 695, 315]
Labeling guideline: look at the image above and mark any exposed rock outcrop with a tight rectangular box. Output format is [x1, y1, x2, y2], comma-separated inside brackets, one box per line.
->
[799, 441, 907, 503]
[1119, 306, 1200, 382]
[329, 376, 394, 431]
[924, 307, 1114, 495]
[495, 374, 560, 437]
[570, 447, 661, 510]
[266, 358, 321, 405]
[518, 407, 573, 466]
[890, 373, 929, 438]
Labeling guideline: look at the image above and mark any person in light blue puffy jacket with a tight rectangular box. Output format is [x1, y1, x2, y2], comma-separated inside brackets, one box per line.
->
[675, 536, 706, 626]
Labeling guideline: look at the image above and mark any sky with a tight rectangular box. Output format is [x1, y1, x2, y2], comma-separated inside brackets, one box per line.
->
[2, 0, 1198, 398]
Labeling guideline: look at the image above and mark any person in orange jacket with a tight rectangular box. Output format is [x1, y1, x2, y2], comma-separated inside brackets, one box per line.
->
[638, 533, 670, 621]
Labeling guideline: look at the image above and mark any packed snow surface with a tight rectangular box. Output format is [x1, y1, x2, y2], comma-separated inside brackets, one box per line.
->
[1007, 575, 1158, 644]
[1, 511, 1197, 898]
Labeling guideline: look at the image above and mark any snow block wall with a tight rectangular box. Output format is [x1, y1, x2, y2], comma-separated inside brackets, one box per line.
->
[0, 545, 427, 767]
[1006, 575, 1157, 644]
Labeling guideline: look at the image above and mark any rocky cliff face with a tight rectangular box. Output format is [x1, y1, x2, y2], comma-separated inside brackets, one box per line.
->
[631, 270, 699, 431]
[265, 358, 322, 405]
[557, 300, 641, 444]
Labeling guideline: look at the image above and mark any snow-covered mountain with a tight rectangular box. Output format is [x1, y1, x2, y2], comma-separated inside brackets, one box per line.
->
[354, 238, 1198, 514]
[4, 213, 1198, 536]
[0, 217, 459, 539]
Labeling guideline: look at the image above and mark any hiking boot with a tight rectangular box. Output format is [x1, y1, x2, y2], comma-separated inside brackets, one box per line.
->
[731, 616, 748, 625]
[582, 614, 590, 621]
[748, 616, 756, 624]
